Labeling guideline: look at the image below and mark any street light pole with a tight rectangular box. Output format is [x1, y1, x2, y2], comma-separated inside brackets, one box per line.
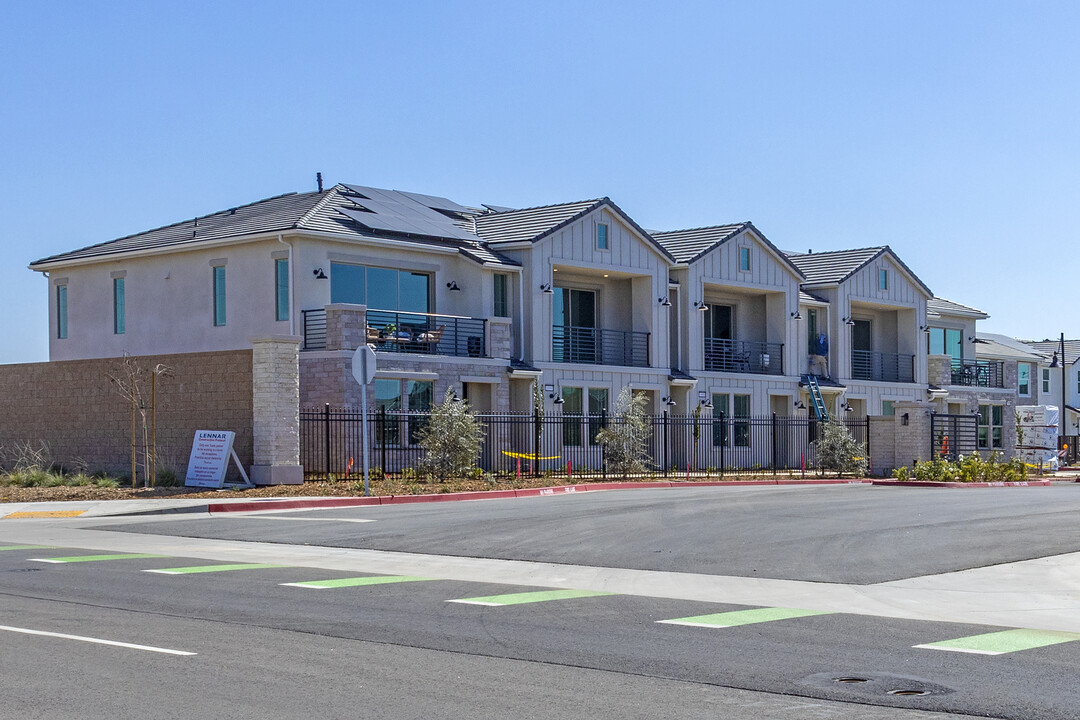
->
[1061, 332, 1067, 446]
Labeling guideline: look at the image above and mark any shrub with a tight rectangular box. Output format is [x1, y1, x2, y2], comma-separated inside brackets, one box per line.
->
[904, 453, 1028, 483]
[594, 388, 652, 478]
[415, 389, 486, 481]
[816, 421, 869, 477]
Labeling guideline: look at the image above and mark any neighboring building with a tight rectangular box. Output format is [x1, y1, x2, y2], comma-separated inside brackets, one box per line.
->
[1023, 338, 1080, 435]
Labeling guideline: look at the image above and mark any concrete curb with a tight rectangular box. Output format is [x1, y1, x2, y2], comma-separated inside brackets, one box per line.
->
[871, 479, 1053, 489]
[206, 478, 873, 514]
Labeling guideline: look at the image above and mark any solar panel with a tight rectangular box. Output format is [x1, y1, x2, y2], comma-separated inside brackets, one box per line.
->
[397, 190, 472, 214]
[337, 207, 477, 241]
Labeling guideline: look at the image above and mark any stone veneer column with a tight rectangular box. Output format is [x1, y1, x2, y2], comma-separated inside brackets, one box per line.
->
[892, 401, 934, 469]
[325, 303, 367, 351]
[487, 317, 512, 359]
[250, 335, 304, 485]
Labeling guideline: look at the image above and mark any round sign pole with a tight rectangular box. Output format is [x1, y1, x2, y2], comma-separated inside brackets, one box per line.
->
[351, 345, 377, 496]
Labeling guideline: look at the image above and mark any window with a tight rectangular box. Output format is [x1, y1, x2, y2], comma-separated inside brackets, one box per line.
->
[733, 394, 751, 447]
[1042, 368, 1051, 393]
[493, 273, 509, 317]
[374, 379, 402, 445]
[596, 223, 609, 250]
[113, 277, 125, 334]
[881, 400, 895, 416]
[553, 288, 597, 363]
[406, 380, 433, 445]
[1018, 363, 1031, 396]
[330, 263, 431, 313]
[213, 266, 226, 326]
[705, 304, 733, 340]
[275, 259, 289, 322]
[878, 269, 888, 290]
[977, 404, 1003, 450]
[927, 327, 962, 360]
[739, 247, 751, 272]
[588, 388, 608, 444]
[561, 387, 583, 446]
[712, 393, 729, 446]
[56, 285, 68, 339]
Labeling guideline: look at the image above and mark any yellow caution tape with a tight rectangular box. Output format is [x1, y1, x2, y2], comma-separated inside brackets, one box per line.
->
[501, 450, 562, 460]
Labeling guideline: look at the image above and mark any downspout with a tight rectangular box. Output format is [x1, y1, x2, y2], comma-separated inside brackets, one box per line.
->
[277, 234, 294, 336]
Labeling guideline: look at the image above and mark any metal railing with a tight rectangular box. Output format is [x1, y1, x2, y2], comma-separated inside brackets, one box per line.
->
[300, 406, 870, 478]
[552, 325, 650, 367]
[366, 310, 487, 358]
[851, 350, 915, 383]
[704, 338, 784, 375]
[302, 309, 327, 350]
[950, 359, 1005, 388]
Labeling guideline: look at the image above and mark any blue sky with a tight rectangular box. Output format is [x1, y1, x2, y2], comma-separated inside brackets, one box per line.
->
[2, 1, 1077, 364]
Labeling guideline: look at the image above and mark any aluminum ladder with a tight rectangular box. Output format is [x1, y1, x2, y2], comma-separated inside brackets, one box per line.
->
[804, 375, 829, 422]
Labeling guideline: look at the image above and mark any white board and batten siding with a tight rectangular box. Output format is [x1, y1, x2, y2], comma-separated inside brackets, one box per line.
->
[695, 372, 803, 416]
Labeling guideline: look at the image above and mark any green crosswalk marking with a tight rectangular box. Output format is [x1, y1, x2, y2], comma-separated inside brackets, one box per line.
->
[31, 553, 165, 564]
[658, 607, 831, 628]
[0, 545, 56, 551]
[448, 589, 613, 606]
[145, 563, 282, 575]
[915, 629, 1080, 655]
[282, 576, 431, 589]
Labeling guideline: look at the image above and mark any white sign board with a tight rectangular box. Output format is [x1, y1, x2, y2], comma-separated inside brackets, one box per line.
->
[1017, 405, 1060, 471]
[185, 430, 238, 488]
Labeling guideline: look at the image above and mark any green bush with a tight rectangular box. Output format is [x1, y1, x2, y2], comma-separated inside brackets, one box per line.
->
[816, 422, 869, 477]
[902, 453, 1028, 483]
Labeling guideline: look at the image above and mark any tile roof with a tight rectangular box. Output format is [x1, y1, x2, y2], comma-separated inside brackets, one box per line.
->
[785, 245, 932, 297]
[472, 199, 605, 244]
[799, 290, 829, 304]
[1024, 339, 1080, 366]
[651, 223, 748, 263]
[975, 333, 1046, 362]
[31, 185, 521, 269]
[927, 297, 988, 318]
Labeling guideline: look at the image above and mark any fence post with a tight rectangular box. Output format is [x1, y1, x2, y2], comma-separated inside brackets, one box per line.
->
[533, 406, 540, 478]
[600, 408, 607, 480]
[323, 403, 331, 480]
[719, 411, 725, 476]
[663, 409, 669, 475]
[379, 406, 387, 473]
[771, 412, 779, 474]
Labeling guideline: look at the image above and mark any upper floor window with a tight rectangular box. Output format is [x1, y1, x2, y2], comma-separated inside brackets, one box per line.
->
[113, 277, 125, 334]
[1042, 368, 1051, 393]
[878, 269, 888, 290]
[275, 259, 289, 322]
[596, 223, 609, 250]
[1018, 363, 1031, 396]
[493, 273, 509, 317]
[330, 262, 430, 313]
[739, 247, 751, 272]
[213, 266, 226, 326]
[56, 285, 68, 339]
[927, 327, 962, 360]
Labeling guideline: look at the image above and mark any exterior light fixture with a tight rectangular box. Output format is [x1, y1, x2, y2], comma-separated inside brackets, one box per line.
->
[842, 317, 855, 326]
[313, 268, 327, 279]
[662, 396, 677, 407]
[791, 311, 802, 320]
[658, 297, 671, 307]
[540, 283, 554, 294]
[446, 281, 461, 291]
[694, 301, 708, 312]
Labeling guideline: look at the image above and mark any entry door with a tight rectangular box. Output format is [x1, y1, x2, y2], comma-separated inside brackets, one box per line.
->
[554, 289, 597, 363]
[852, 320, 872, 380]
[852, 320, 872, 352]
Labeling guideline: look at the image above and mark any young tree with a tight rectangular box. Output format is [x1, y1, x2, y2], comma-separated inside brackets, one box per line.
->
[416, 388, 486, 480]
[595, 387, 652, 478]
[107, 355, 172, 488]
[816, 421, 869, 477]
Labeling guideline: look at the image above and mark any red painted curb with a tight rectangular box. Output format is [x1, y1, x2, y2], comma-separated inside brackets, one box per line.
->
[206, 478, 872, 513]
[871, 480, 1052, 488]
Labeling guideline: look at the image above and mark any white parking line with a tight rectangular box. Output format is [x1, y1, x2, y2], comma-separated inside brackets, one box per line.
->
[0, 624, 196, 656]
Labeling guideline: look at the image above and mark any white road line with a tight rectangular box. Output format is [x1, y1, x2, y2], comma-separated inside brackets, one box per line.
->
[0, 624, 196, 656]
[218, 515, 375, 523]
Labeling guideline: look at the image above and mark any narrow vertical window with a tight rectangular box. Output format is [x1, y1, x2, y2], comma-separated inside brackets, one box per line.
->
[493, 273, 509, 317]
[56, 285, 68, 339]
[1042, 368, 1050, 393]
[213, 266, 226, 326]
[733, 394, 751, 447]
[596, 223, 609, 250]
[712, 393, 729, 446]
[113, 277, 125, 334]
[879, 269, 888, 290]
[1018, 363, 1030, 396]
[275, 259, 289, 322]
[881, 400, 895, 416]
[587, 387, 608, 444]
[562, 387, 584, 446]
[739, 247, 751, 272]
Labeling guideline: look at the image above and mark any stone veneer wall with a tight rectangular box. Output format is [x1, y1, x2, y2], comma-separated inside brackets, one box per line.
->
[0, 350, 253, 479]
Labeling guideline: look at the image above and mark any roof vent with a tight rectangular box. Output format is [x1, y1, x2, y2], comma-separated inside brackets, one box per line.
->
[317, 172, 323, 193]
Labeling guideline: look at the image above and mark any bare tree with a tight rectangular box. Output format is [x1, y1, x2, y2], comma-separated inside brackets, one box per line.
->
[107, 355, 171, 487]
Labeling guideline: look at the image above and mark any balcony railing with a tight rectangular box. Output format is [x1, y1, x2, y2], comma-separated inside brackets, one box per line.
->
[552, 325, 650, 367]
[301, 308, 487, 358]
[704, 338, 784, 375]
[950, 358, 1004, 388]
[852, 350, 915, 383]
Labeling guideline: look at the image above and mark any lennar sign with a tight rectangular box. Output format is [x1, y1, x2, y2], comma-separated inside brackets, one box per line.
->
[185, 430, 252, 488]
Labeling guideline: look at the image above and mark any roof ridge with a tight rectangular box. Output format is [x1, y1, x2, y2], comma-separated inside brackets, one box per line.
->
[478, 197, 605, 216]
[295, 186, 342, 228]
[652, 222, 749, 236]
[786, 245, 887, 258]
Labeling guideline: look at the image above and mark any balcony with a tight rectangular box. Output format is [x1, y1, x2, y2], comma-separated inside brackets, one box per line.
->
[302, 308, 487, 358]
[552, 325, 649, 367]
[704, 338, 783, 375]
[852, 350, 915, 383]
[950, 358, 1005, 388]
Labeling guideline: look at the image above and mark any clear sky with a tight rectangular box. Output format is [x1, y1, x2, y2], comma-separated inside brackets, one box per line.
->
[2, 1, 1078, 364]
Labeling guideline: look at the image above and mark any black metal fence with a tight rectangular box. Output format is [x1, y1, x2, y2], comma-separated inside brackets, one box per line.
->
[300, 406, 871, 479]
[703, 338, 783, 375]
[852, 350, 915, 383]
[931, 413, 979, 460]
[551, 326, 650, 367]
[950, 359, 1005, 388]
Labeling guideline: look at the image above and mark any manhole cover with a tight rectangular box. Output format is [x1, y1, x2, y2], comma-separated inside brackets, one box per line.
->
[802, 672, 953, 698]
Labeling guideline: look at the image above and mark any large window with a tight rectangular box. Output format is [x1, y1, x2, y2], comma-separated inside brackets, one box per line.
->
[56, 285, 68, 339]
[113, 277, 125, 334]
[275, 259, 289, 322]
[213, 266, 226, 326]
[493, 273, 509, 317]
[977, 404, 1003, 450]
[1018, 363, 1031, 397]
[553, 288, 597, 363]
[927, 327, 962, 359]
[330, 263, 430, 313]
[561, 387, 583, 446]
[705, 304, 733, 340]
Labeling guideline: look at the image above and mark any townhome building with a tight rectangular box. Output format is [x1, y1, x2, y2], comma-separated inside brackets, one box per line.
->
[1023, 337, 1080, 435]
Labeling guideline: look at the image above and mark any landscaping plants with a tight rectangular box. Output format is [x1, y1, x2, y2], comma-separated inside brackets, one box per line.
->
[892, 452, 1028, 483]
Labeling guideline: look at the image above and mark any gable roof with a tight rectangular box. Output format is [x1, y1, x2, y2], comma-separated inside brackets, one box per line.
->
[473, 197, 676, 263]
[1024, 339, 1080, 366]
[652, 221, 805, 278]
[31, 185, 521, 270]
[785, 245, 932, 297]
[976, 332, 1047, 362]
[928, 297, 988, 319]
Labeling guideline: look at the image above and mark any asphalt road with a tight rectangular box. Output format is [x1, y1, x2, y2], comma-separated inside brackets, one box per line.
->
[2, 483, 1079, 719]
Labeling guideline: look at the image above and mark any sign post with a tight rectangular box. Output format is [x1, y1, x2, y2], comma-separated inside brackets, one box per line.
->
[351, 345, 377, 496]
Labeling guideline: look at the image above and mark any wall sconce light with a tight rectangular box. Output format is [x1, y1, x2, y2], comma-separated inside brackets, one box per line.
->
[919, 325, 931, 334]
[902, 412, 910, 426]
[313, 268, 328, 279]
[446, 281, 461, 292]
[694, 301, 709, 312]
[844, 403, 855, 413]
[540, 283, 554, 294]
[795, 400, 806, 410]
[658, 296, 671, 307]
[700, 398, 713, 409]
[790, 311, 802, 320]
[662, 396, 677, 407]
[551, 393, 565, 405]
[842, 317, 855, 326]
